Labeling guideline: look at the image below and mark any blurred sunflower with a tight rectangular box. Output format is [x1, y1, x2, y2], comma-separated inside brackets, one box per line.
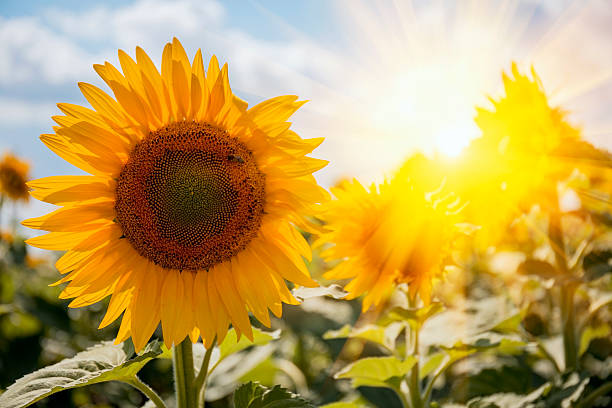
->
[319, 174, 464, 311]
[23, 38, 328, 351]
[418, 63, 612, 248]
[467, 63, 611, 222]
[0, 153, 30, 202]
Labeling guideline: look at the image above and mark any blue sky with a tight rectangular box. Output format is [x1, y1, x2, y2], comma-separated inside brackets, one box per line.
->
[1, 0, 611, 228]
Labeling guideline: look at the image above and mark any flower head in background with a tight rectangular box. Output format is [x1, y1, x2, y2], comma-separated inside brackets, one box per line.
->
[319, 172, 464, 311]
[431, 63, 611, 248]
[23, 38, 328, 351]
[466, 63, 603, 215]
[0, 153, 30, 202]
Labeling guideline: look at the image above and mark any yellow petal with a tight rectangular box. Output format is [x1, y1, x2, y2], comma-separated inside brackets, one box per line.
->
[190, 49, 208, 120]
[99, 282, 133, 329]
[193, 270, 215, 347]
[207, 269, 231, 343]
[26, 229, 106, 251]
[131, 262, 162, 351]
[22, 200, 114, 232]
[28, 175, 115, 205]
[161, 270, 183, 348]
[211, 262, 253, 341]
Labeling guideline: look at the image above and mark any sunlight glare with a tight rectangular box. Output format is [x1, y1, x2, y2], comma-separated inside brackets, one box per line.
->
[367, 62, 483, 157]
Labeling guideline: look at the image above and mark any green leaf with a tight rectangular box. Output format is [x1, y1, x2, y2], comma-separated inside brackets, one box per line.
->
[218, 327, 280, 363]
[440, 335, 526, 364]
[0, 340, 164, 408]
[459, 365, 540, 401]
[489, 312, 523, 334]
[381, 302, 445, 328]
[588, 291, 612, 315]
[467, 382, 551, 408]
[206, 343, 275, 401]
[517, 259, 558, 279]
[320, 399, 371, 408]
[579, 323, 611, 356]
[335, 356, 417, 389]
[582, 249, 612, 281]
[323, 322, 403, 351]
[292, 284, 348, 301]
[467, 373, 592, 408]
[420, 352, 446, 378]
[233, 381, 314, 408]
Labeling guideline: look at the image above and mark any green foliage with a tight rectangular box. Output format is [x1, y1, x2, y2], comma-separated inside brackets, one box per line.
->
[335, 356, 417, 389]
[517, 259, 558, 280]
[0, 340, 164, 408]
[466, 373, 592, 408]
[218, 328, 280, 364]
[583, 250, 612, 281]
[579, 323, 611, 357]
[323, 322, 403, 352]
[380, 302, 445, 328]
[233, 381, 314, 408]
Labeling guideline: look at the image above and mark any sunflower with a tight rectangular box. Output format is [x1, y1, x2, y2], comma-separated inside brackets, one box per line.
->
[23, 38, 328, 351]
[408, 64, 612, 249]
[319, 173, 463, 311]
[0, 153, 30, 202]
[470, 63, 584, 213]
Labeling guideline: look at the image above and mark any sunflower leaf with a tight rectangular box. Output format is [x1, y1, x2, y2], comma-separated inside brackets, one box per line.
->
[323, 322, 403, 352]
[233, 381, 314, 408]
[0, 340, 164, 408]
[218, 327, 280, 363]
[419, 352, 447, 378]
[335, 356, 417, 390]
[379, 302, 445, 328]
[319, 398, 372, 408]
[579, 323, 611, 356]
[517, 259, 558, 280]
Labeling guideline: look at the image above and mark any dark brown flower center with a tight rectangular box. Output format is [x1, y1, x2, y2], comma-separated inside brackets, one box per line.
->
[0, 167, 28, 199]
[115, 121, 265, 271]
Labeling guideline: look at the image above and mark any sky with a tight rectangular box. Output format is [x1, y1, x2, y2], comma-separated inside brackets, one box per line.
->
[1, 0, 612, 230]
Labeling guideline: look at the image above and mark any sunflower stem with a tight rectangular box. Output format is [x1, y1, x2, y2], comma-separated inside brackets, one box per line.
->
[123, 376, 167, 408]
[561, 283, 578, 371]
[173, 338, 196, 408]
[406, 295, 423, 408]
[195, 337, 217, 408]
[548, 190, 578, 371]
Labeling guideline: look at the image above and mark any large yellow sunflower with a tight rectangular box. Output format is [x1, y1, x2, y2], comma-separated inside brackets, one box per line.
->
[0, 152, 30, 202]
[23, 38, 328, 351]
[319, 173, 463, 311]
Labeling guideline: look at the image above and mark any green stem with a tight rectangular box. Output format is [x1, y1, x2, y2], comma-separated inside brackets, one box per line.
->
[548, 195, 578, 371]
[576, 381, 612, 408]
[519, 327, 561, 374]
[561, 283, 578, 371]
[195, 337, 217, 408]
[123, 376, 167, 408]
[406, 297, 422, 408]
[423, 358, 451, 405]
[395, 385, 411, 408]
[173, 338, 196, 408]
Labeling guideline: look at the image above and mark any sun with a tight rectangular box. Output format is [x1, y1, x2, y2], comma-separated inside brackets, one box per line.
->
[366, 64, 483, 158]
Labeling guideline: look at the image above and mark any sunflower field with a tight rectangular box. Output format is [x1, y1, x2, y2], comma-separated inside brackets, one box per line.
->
[1, 2, 611, 408]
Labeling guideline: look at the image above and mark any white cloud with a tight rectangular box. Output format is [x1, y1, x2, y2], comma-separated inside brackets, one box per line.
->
[0, 16, 98, 85]
[1, 0, 611, 189]
[0, 0, 336, 97]
[0, 97, 56, 126]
